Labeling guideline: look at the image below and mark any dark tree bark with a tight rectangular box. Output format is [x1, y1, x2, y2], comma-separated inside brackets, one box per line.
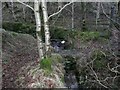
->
[118, 1, 120, 24]
[118, 1, 120, 17]
[81, 2, 87, 31]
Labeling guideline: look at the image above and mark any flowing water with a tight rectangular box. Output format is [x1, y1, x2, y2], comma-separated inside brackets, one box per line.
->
[63, 56, 82, 89]
[51, 40, 82, 89]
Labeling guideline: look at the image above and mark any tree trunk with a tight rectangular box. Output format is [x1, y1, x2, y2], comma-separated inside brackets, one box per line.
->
[118, 1, 120, 22]
[110, 6, 115, 28]
[34, 0, 44, 60]
[0, 2, 2, 90]
[41, 0, 51, 57]
[10, 0, 17, 21]
[0, 2, 2, 29]
[95, 2, 100, 30]
[72, 2, 74, 30]
[81, 2, 87, 31]
[22, 6, 26, 22]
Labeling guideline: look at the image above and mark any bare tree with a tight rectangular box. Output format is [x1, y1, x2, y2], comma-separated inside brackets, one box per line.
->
[17, 0, 44, 60]
[95, 2, 100, 30]
[118, 1, 120, 22]
[0, 2, 2, 89]
[48, 2, 73, 20]
[81, 2, 87, 31]
[22, 5, 26, 21]
[72, 1, 74, 30]
[101, 3, 120, 30]
[10, 0, 17, 21]
[41, 0, 51, 57]
[34, 0, 44, 59]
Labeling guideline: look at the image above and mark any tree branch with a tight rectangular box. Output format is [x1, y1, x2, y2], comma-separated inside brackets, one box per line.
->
[107, 63, 120, 74]
[101, 3, 120, 26]
[17, 0, 35, 12]
[89, 65, 108, 88]
[48, 1, 74, 20]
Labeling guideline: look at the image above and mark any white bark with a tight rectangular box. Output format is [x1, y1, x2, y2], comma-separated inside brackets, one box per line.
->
[41, 0, 50, 56]
[10, 0, 17, 21]
[0, 2, 2, 28]
[72, 1, 74, 30]
[17, 0, 35, 12]
[48, 2, 73, 20]
[22, 6, 26, 20]
[95, 2, 100, 30]
[0, 2, 2, 90]
[34, 0, 44, 59]
[101, 4, 120, 26]
[17, 0, 44, 60]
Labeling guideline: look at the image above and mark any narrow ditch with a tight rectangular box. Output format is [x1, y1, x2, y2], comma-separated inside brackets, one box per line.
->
[63, 56, 83, 89]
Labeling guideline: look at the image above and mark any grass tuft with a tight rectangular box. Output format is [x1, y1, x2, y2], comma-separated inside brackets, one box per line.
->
[40, 57, 52, 72]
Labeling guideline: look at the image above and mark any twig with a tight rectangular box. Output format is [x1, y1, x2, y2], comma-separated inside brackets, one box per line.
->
[101, 3, 120, 26]
[89, 65, 108, 88]
[107, 63, 120, 74]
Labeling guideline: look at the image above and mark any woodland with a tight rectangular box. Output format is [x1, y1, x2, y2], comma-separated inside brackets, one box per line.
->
[1, 0, 120, 89]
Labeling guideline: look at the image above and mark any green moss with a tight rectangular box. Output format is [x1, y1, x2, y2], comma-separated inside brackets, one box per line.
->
[73, 31, 110, 42]
[79, 31, 100, 41]
[40, 55, 63, 76]
[11, 32, 18, 37]
[60, 76, 65, 83]
[2, 22, 36, 37]
[50, 27, 69, 40]
[40, 57, 52, 72]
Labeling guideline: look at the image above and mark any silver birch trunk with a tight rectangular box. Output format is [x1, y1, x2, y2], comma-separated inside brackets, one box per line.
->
[22, 6, 26, 21]
[118, 1, 120, 23]
[72, 2, 74, 30]
[10, 0, 17, 21]
[81, 2, 86, 31]
[41, 0, 51, 57]
[95, 2, 100, 30]
[0, 2, 2, 90]
[34, 0, 44, 60]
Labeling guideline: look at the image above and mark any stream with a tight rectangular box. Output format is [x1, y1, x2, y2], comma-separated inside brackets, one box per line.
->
[51, 40, 82, 89]
[63, 56, 82, 89]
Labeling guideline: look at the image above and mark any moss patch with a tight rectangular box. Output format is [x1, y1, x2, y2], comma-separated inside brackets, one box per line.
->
[11, 32, 18, 37]
[3, 22, 36, 37]
[40, 57, 52, 72]
[79, 31, 110, 42]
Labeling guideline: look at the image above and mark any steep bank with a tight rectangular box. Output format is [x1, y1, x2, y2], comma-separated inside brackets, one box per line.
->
[2, 30, 65, 88]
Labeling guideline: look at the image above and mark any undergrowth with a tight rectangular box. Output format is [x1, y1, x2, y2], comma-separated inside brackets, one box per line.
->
[91, 50, 108, 70]
[3, 22, 110, 42]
